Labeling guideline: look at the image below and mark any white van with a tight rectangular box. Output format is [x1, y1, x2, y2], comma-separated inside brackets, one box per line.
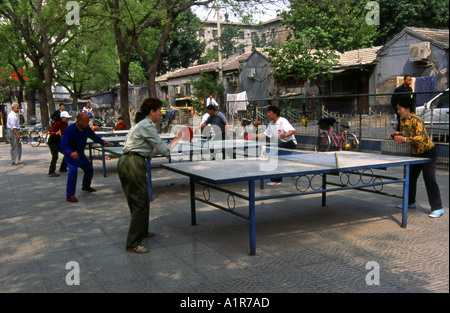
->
[416, 89, 449, 140]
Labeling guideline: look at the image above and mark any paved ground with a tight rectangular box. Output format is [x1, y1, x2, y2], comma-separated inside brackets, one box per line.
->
[0, 142, 448, 294]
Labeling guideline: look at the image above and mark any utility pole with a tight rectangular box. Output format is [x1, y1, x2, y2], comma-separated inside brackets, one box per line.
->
[216, 5, 224, 110]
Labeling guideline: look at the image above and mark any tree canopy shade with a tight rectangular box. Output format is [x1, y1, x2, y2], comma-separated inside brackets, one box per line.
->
[0, 0, 301, 127]
[0, 0, 94, 127]
[152, 9, 205, 76]
[268, 0, 378, 92]
[268, 0, 448, 93]
[99, 0, 261, 127]
[375, 0, 449, 45]
[2, 0, 445, 127]
[280, 0, 378, 53]
[0, 0, 266, 127]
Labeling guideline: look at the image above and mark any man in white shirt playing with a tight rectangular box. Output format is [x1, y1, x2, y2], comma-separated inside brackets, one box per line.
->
[198, 94, 219, 139]
[247, 105, 297, 185]
[6, 103, 23, 165]
[263, 106, 297, 148]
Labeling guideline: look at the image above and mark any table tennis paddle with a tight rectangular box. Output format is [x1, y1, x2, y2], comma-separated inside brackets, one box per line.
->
[245, 133, 256, 140]
[181, 126, 193, 141]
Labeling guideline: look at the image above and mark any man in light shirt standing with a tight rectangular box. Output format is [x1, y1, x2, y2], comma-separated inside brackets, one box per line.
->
[6, 103, 24, 165]
[206, 94, 219, 107]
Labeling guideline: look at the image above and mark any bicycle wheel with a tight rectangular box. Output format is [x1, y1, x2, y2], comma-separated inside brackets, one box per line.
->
[315, 132, 331, 152]
[20, 130, 30, 144]
[346, 133, 359, 151]
[42, 132, 50, 144]
[338, 133, 349, 151]
[29, 131, 41, 147]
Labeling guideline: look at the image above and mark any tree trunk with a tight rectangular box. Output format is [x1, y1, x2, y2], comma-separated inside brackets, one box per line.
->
[17, 85, 24, 104]
[26, 87, 36, 121]
[40, 13, 55, 129]
[38, 88, 49, 129]
[72, 93, 78, 113]
[145, 20, 174, 98]
[118, 61, 131, 127]
[43, 50, 55, 120]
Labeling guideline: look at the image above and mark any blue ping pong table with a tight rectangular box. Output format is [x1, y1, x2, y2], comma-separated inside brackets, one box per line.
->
[98, 138, 265, 200]
[161, 150, 431, 255]
[87, 134, 177, 176]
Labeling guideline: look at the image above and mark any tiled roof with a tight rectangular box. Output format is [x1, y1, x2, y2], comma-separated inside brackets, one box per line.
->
[334, 46, 383, 69]
[164, 52, 253, 79]
[406, 27, 449, 48]
[380, 27, 449, 53]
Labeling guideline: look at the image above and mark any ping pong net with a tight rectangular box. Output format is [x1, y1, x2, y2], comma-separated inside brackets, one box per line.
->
[261, 147, 339, 169]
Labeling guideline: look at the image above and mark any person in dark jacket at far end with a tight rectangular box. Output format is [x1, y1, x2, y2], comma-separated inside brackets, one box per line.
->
[391, 75, 416, 131]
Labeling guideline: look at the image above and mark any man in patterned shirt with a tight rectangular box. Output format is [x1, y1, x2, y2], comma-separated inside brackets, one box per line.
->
[391, 97, 444, 218]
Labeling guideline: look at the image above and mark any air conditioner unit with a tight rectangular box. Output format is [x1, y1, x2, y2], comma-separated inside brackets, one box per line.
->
[409, 42, 431, 62]
[246, 68, 256, 79]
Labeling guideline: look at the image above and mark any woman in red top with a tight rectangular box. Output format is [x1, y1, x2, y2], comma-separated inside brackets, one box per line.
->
[48, 111, 71, 177]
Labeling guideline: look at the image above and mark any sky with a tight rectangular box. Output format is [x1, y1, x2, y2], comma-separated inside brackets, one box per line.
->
[192, 0, 290, 23]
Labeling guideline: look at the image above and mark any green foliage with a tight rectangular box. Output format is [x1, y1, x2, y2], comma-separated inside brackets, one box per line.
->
[201, 48, 219, 63]
[268, 0, 378, 84]
[157, 10, 205, 74]
[189, 96, 204, 114]
[189, 73, 223, 113]
[129, 61, 146, 85]
[220, 24, 247, 58]
[267, 39, 339, 83]
[281, 0, 378, 52]
[375, 0, 449, 45]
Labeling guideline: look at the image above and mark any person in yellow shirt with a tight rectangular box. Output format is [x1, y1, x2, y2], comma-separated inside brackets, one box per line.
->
[391, 97, 443, 218]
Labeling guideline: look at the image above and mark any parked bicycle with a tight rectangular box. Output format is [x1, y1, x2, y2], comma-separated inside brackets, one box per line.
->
[28, 125, 49, 147]
[18, 128, 31, 144]
[315, 117, 359, 152]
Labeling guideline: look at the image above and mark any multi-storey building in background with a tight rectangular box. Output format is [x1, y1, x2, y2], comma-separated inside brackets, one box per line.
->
[198, 17, 288, 55]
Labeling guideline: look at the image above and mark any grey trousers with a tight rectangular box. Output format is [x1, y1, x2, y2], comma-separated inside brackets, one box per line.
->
[7, 129, 22, 165]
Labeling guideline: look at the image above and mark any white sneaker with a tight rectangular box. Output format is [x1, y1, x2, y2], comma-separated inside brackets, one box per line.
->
[267, 182, 281, 186]
[429, 209, 444, 218]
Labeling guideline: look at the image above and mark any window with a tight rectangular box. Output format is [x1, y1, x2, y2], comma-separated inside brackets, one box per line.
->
[270, 29, 276, 40]
[212, 29, 218, 38]
[226, 74, 238, 87]
[283, 77, 305, 87]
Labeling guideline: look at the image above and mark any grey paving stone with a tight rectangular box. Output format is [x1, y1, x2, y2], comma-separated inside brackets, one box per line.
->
[0, 143, 448, 293]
